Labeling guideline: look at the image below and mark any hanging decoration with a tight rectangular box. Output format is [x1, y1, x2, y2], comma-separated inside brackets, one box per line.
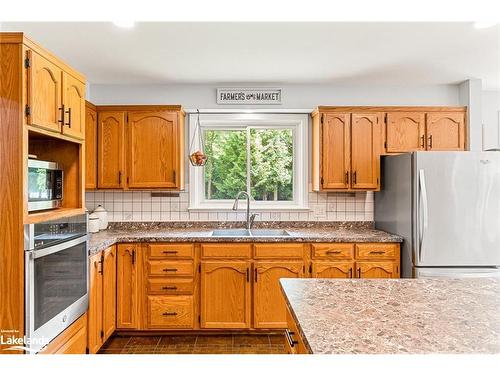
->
[189, 109, 208, 166]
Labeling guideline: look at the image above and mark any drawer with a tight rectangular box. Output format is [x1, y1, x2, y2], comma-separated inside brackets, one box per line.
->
[285, 306, 308, 354]
[147, 295, 194, 329]
[355, 243, 399, 260]
[148, 260, 194, 277]
[148, 244, 194, 259]
[254, 244, 304, 259]
[311, 243, 354, 260]
[201, 244, 251, 259]
[147, 278, 194, 295]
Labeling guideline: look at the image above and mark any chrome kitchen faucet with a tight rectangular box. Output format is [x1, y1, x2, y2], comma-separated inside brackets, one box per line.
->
[232, 191, 258, 229]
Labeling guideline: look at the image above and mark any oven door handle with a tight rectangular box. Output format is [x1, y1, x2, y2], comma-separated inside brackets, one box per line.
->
[31, 235, 88, 259]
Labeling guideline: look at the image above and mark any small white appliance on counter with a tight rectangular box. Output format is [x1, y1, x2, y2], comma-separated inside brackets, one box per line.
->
[93, 205, 108, 230]
[375, 151, 500, 278]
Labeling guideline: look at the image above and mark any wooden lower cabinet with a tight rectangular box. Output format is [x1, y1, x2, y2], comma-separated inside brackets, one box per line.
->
[284, 305, 308, 354]
[253, 261, 304, 329]
[200, 260, 251, 329]
[311, 261, 354, 278]
[356, 261, 399, 279]
[41, 313, 87, 354]
[88, 246, 117, 354]
[117, 244, 140, 329]
[147, 296, 194, 329]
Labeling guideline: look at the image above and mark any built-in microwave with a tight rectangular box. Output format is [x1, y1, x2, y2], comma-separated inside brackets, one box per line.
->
[27, 159, 63, 212]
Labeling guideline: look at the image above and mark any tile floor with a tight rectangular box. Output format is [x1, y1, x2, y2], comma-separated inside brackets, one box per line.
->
[98, 334, 287, 354]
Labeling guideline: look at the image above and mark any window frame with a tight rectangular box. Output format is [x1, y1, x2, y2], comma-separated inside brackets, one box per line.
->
[188, 113, 309, 211]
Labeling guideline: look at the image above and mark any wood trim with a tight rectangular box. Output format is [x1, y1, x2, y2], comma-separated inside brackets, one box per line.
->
[314, 106, 467, 114]
[40, 313, 87, 354]
[26, 125, 84, 144]
[85, 100, 96, 111]
[96, 105, 183, 112]
[0, 41, 24, 354]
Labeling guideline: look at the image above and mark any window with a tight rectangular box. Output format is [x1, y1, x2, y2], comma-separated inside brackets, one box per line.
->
[189, 113, 308, 210]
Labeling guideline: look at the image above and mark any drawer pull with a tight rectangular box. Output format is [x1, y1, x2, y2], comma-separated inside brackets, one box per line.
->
[162, 311, 178, 316]
[162, 286, 178, 290]
[326, 250, 342, 254]
[369, 251, 386, 254]
[349, 267, 352, 278]
[163, 268, 178, 272]
[162, 250, 178, 255]
[285, 329, 298, 348]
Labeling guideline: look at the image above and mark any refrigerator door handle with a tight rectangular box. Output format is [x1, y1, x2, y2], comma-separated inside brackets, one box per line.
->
[418, 169, 429, 262]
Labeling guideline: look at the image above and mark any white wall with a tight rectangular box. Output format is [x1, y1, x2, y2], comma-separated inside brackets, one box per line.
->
[482, 90, 500, 150]
[89, 83, 460, 108]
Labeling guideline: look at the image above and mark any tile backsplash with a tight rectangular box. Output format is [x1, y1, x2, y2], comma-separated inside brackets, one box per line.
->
[85, 189, 374, 222]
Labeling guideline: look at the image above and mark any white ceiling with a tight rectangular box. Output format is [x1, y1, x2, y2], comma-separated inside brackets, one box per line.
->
[1, 22, 499, 89]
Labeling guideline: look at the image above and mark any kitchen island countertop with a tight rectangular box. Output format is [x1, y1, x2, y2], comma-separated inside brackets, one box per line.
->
[280, 278, 500, 354]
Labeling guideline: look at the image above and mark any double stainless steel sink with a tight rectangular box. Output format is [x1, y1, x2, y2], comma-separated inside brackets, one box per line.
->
[210, 229, 291, 238]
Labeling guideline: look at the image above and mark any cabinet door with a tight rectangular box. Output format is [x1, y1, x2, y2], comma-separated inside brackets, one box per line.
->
[117, 244, 139, 329]
[127, 111, 179, 188]
[386, 112, 426, 152]
[426, 112, 466, 150]
[311, 261, 354, 278]
[97, 111, 125, 189]
[355, 261, 399, 279]
[102, 246, 116, 341]
[61, 72, 85, 139]
[87, 252, 103, 354]
[253, 262, 304, 329]
[321, 113, 351, 189]
[350, 113, 382, 189]
[85, 104, 97, 189]
[200, 261, 251, 329]
[26, 50, 63, 133]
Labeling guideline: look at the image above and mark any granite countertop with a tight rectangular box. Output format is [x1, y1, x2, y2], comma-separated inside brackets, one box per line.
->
[280, 278, 500, 354]
[88, 221, 402, 255]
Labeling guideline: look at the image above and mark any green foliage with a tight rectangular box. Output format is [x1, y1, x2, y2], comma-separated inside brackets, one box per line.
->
[203, 128, 293, 201]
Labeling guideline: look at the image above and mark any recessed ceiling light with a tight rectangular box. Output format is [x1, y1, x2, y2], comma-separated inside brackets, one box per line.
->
[473, 22, 499, 29]
[113, 20, 135, 28]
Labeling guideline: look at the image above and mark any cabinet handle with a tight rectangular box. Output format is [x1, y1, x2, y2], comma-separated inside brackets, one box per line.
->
[420, 135, 425, 148]
[65, 107, 72, 128]
[162, 312, 178, 316]
[162, 250, 178, 255]
[246, 268, 249, 282]
[428, 135, 433, 149]
[58, 104, 65, 124]
[349, 268, 352, 278]
[162, 286, 178, 290]
[163, 268, 178, 272]
[326, 250, 342, 254]
[357, 267, 361, 278]
[369, 251, 386, 255]
[285, 329, 299, 348]
[345, 171, 349, 185]
[131, 249, 135, 265]
[118, 171, 122, 185]
[98, 254, 104, 275]
[353, 171, 357, 185]
[254, 268, 258, 282]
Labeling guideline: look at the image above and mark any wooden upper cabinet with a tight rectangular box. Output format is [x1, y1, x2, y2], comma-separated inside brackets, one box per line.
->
[102, 246, 116, 341]
[311, 261, 354, 278]
[253, 262, 304, 329]
[386, 112, 426, 152]
[200, 261, 251, 329]
[85, 103, 97, 189]
[322, 113, 351, 189]
[97, 111, 125, 189]
[350, 113, 382, 189]
[26, 50, 63, 133]
[61, 72, 85, 139]
[117, 244, 139, 329]
[127, 111, 179, 188]
[87, 252, 103, 354]
[426, 112, 466, 151]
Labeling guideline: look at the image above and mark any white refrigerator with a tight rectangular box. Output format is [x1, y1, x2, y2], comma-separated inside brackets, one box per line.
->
[375, 152, 500, 278]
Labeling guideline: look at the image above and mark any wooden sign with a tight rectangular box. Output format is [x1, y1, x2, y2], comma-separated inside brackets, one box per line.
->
[217, 88, 282, 105]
